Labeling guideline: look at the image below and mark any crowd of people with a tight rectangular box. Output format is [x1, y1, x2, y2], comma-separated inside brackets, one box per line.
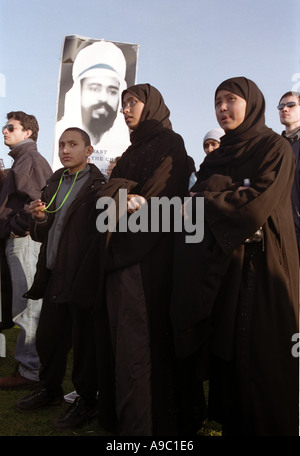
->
[0, 77, 299, 436]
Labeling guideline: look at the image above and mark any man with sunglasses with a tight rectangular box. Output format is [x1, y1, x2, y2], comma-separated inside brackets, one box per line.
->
[0, 111, 52, 388]
[278, 92, 300, 255]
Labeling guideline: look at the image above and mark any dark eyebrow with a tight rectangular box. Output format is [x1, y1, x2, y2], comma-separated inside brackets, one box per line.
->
[59, 139, 78, 145]
[123, 96, 139, 104]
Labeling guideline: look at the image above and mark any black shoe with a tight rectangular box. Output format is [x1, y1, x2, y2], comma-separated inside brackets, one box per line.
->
[17, 387, 63, 411]
[53, 396, 98, 430]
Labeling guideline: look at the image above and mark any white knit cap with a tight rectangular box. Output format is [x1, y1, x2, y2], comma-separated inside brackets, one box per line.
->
[203, 128, 224, 147]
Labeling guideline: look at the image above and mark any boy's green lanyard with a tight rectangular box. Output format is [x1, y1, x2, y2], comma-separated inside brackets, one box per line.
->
[43, 169, 80, 214]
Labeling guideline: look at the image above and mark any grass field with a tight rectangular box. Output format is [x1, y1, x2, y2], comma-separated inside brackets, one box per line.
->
[0, 326, 221, 437]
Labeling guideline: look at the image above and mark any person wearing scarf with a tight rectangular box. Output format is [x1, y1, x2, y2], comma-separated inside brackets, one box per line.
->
[202, 127, 224, 155]
[95, 84, 190, 436]
[171, 77, 299, 435]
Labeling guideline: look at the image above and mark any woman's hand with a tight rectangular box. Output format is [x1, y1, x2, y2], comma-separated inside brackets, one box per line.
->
[127, 194, 147, 213]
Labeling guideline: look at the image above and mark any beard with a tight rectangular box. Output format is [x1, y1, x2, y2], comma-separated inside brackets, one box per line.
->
[81, 102, 118, 141]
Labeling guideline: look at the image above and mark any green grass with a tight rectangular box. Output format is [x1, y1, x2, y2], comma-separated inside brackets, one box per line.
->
[0, 327, 110, 437]
[0, 327, 221, 437]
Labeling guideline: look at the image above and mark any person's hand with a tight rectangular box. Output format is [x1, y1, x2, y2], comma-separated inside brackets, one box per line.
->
[127, 194, 147, 213]
[25, 199, 47, 220]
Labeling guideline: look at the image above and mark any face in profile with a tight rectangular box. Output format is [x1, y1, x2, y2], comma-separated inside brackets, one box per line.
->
[2, 118, 31, 147]
[121, 93, 145, 131]
[80, 74, 120, 136]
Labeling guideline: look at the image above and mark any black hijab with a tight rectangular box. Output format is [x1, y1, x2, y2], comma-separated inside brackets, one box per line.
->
[172, 77, 297, 355]
[122, 83, 172, 145]
[108, 84, 189, 269]
[199, 77, 274, 171]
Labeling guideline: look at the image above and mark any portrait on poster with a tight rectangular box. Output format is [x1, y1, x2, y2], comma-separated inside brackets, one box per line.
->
[53, 35, 139, 175]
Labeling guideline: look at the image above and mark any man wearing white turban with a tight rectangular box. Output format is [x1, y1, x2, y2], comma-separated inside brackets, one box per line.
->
[53, 40, 130, 175]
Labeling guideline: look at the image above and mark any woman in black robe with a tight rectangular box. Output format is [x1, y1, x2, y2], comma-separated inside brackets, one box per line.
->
[172, 77, 299, 435]
[98, 84, 189, 436]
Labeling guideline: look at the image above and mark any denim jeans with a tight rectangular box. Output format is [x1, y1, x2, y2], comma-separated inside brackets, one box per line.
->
[5, 235, 43, 381]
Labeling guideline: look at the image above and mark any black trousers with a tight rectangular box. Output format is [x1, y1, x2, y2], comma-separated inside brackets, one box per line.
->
[35, 274, 98, 403]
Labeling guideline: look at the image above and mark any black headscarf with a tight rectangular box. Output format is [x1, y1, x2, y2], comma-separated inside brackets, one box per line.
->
[172, 77, 299, 360]
[109, 83, 189, 269]
[121, 83, 172, 145]
[199, 77, 274, 171]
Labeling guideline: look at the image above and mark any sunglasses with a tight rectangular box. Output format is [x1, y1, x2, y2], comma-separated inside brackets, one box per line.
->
[2, 124, 17, 133]
[277, 101, 297, 110]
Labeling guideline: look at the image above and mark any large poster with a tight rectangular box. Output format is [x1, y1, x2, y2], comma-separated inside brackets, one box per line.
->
[53, 35, 139, 175]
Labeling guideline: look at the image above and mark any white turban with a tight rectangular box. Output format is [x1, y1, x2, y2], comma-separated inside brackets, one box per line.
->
[61, 40, 127, 126]
[72, 40, 127, 83]
[53, 40, 130, 172]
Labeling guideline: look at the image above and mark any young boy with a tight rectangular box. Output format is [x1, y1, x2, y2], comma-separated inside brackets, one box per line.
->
[16, 127, 107, 430]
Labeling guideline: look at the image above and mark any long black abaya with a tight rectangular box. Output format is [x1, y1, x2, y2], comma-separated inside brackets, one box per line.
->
[100, 84, 190, 436]
[172, 77, 299, 436]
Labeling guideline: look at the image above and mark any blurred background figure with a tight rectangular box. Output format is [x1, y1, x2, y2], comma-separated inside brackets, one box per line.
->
[278, 91, 300, 255]
[203, 128, 224, 155]
[106, 156, 121, 178]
